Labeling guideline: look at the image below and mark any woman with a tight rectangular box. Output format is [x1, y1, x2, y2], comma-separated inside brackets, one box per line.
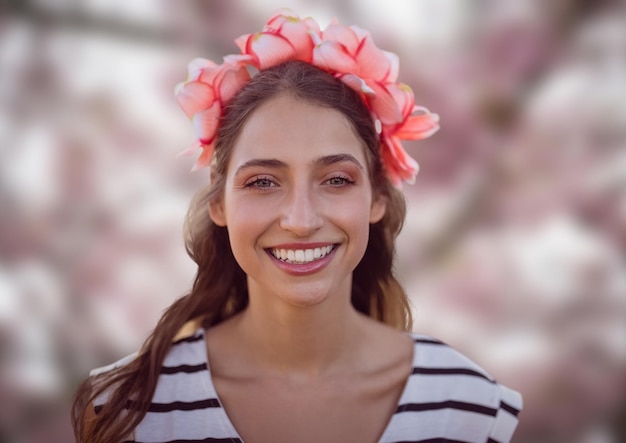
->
[72, 11, 521, 443]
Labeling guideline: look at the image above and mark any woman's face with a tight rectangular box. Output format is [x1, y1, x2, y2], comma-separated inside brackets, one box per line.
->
[210, 94, 385, 310]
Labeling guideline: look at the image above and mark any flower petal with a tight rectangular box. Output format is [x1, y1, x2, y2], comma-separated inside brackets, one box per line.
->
[218, 64, 251, 103]
[177, 140, 203, 158]
[338, 73, 375, 95]
[394, 111, 440, 140]
[273, 17, 316, 62]
[175, 81, 216, 118]
[187, 58, 217, 81]
[322, 23, 360, 54]
[313, 40, 358, 75]
[223, 53, 255, 65]
[388, 83, 415, 120]
[382, 50, 399, 82]
[192, 101, 221, 144]
[192, 141, 215, 171]
[382, 135, 419, 185]
[246, 32, 295, 69]
[355, 34, 392, 81]
[265, 10, 320, 32]
[197, 63, 228, 84]
[302, 17, 321, 34]
[350, 25, 370, 41]
[389, 136, 419, 176]
[369, 82, 403, 125]
[235, 33, 250, 52]
[267, 8, 301, 23]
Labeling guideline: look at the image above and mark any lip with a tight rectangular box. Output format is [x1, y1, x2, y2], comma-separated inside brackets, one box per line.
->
[265, 243, 338, 276]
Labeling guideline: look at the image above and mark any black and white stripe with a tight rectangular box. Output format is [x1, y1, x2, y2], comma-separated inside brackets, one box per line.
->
[379, 335, 522, 443]
[92, 330, 521, 443]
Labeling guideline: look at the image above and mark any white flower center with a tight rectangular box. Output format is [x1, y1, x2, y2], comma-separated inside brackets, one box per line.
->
[270, 245, 334, 264]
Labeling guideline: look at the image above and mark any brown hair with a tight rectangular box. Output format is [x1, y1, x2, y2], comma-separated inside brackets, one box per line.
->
[72, 60, 412, 442]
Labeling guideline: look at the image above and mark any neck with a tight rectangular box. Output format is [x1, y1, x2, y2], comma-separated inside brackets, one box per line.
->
[237, 284, 365, 378]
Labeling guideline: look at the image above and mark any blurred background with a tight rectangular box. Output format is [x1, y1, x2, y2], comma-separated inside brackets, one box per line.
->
[1, 0, 625, 442]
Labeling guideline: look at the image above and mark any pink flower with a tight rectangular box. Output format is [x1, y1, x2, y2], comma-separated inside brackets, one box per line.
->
[379, 83, 440, 186]
[381, 135, 421, 187]
[174, 56, 251, 170]
[384, 84, 440, 140]
[313, 22, 398, 85]
[310, 20, 438, 182]
[235, 11, 320, 70]
[175, 10, 440, 185]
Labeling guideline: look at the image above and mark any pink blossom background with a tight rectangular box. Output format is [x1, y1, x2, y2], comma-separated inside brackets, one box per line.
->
[1, 1, 625, 442]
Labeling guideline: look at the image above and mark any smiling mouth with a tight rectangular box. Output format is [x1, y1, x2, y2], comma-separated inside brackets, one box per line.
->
[269, 245, 335, 264]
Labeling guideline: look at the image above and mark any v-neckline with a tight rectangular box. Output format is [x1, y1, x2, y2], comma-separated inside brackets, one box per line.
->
[199, 328, 417, 443]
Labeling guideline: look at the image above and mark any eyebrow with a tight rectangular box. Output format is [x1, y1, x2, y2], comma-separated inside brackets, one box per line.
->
[235, 154, 363, 176]
[314, 154, 364, 170]
[234, 158, 287, 176]
[234, 153, 364, 177]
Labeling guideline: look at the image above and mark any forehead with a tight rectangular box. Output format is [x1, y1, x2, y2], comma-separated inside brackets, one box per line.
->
[228, 94, 369, 169]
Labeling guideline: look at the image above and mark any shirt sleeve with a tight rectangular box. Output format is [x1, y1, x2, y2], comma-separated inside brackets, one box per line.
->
[487, 383, 523, 443]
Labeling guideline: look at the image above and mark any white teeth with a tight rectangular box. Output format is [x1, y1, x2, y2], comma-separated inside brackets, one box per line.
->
[270, 245, 334, 264]
[305, 249, 314, 262]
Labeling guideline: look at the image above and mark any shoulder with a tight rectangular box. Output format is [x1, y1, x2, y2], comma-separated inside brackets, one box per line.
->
[89, 323, 209, 406]
[90, 317, 208, 377]
[86, 326, 235, 442]
[406, 334, 523, 417]
[89, 351, 138, 378]
[408, 333, 498, 381]
[382, 333, 522, 443]
[89, 330, 207, 377]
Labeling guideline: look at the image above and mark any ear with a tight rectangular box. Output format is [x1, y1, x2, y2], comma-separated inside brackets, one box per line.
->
[209, 198, 227, 227]
[369, 195, 386, 224]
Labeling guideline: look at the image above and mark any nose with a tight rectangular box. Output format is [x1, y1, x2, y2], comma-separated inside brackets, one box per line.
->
[279, 183, 324, 237]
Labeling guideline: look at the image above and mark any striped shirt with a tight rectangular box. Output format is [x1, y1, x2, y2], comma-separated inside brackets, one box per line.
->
[92, 329, 522, 443]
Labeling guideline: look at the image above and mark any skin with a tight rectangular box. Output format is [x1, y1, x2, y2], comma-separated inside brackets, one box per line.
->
[207, 94, 414, 443]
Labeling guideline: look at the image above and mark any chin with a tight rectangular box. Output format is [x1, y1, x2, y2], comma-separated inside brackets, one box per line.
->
[278, 286, 335, 308]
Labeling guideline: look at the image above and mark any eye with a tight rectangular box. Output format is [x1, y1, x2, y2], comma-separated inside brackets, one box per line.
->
[244, 176, 277, 189]
[325, 175, 354, 187]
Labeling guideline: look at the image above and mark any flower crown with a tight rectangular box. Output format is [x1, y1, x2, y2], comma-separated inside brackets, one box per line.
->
[175, 10, 439, 187]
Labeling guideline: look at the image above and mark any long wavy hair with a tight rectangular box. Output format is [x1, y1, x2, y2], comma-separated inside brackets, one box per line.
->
[72, 60, 412, 443]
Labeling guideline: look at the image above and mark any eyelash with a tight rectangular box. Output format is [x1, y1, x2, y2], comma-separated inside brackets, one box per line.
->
[325, 175, 354, 186]
[244, 176, 276, 189]
[243, 174, 355, 190]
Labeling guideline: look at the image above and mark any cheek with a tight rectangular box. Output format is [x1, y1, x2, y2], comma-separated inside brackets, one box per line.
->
[222, 195, 278, 263]
[337, 198, 374, 247]
[224, 190, 274, 226]
[228, 200, 258, 223]
[225, 221, 259, 277]
[225, 200, 266, 241]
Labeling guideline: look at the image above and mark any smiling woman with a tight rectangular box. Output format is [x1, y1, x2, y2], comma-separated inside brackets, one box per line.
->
[72, 10, 521, 443]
